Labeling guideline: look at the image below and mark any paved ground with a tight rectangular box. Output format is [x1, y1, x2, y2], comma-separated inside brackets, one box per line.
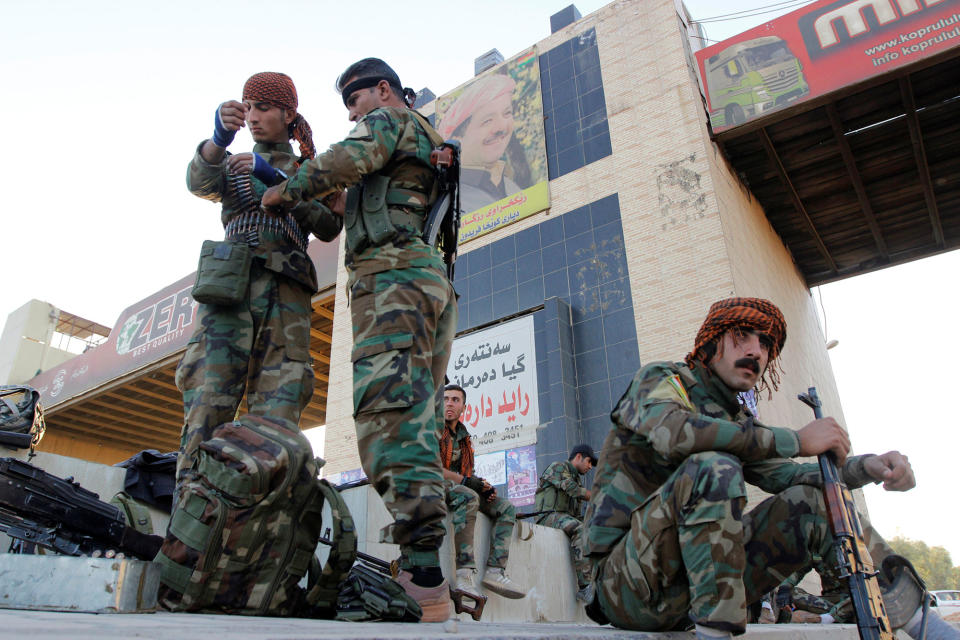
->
[0, 609, 880, 640]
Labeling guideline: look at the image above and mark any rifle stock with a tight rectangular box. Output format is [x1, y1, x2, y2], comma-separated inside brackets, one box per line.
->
[798, 387, 894, 640]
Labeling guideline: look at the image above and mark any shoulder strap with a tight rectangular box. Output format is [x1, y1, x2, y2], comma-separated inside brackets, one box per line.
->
[110, 491, 154, 534]
[409, 110, 445, 148]
[305, 479, 358, 614]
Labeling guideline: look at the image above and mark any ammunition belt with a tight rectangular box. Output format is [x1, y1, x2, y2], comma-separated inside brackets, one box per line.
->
[224, 171, 308, 252]
[225, 211, 308, 252]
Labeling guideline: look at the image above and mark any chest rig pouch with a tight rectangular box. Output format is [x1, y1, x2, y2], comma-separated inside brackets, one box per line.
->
[344, 174, 395, 255]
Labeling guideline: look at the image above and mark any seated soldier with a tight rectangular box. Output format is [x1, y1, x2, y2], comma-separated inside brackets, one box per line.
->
[441, 384, 527, 599]
[533, 443, 596, 603]
[579, 297, 955, 640]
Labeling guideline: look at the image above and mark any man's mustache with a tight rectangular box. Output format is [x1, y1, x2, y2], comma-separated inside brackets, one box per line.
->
[734, 358, 760, 373]
[484, 130, 510, 144]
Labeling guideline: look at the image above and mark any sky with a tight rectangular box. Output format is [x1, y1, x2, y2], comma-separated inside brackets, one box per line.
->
[2, 0, 958, 568]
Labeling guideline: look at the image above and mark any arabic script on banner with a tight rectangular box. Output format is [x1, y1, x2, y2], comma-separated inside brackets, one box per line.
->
[447, 314, 540, 455]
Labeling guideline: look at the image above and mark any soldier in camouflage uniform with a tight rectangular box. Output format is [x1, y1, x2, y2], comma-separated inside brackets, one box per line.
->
[578, 297, 936, 640]
[534, 443, 596, 601]
[440, 385, 527, 599]
[752, 566, 853, 624]
[177, 72, 342, 481]
[262, 59, 457, 622]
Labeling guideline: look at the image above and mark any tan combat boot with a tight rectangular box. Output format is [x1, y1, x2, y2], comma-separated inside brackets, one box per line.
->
[395, 570, 452, 622]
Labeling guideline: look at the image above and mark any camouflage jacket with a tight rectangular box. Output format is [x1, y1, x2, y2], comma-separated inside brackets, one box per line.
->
[276, 107, 445, 280]
[187, 141, 342, 292]
[582, 360, 878, 557]
[534, 460, 587, 518]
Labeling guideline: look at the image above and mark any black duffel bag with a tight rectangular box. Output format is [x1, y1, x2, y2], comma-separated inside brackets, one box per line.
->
[0, 385, 45, 449]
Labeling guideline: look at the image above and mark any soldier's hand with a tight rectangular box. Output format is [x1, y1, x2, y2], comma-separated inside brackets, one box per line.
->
[218, 100, 248, 132]
[461, 475, 485, 494]
[481, 480, 497, 501]
[324, 190, 346, 217]
[864, 451, 915, 492]
[261, 185, 284, 209]
[226, 153, 254, 175]
[584, 489, 592, 500]
[797, 417, 850, 464]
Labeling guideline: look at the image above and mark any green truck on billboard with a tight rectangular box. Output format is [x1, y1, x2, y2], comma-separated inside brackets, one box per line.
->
[704, 36, 809, 129]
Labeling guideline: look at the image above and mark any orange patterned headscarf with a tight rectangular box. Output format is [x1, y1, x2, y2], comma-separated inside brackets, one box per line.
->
[440, 423, 475, 478]
[242, 72, 316, 159]
[685, 297, 787, 393]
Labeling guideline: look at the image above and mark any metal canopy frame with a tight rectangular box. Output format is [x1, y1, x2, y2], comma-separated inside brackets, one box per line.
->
[714, 49, 960, 286]
[40, 295, 336, 454]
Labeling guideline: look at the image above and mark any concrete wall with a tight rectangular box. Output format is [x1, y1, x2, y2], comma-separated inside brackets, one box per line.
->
[0, 300, 76, 386]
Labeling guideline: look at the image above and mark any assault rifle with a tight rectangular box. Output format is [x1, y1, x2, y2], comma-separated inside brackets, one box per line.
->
[422, 140, 462, 281]
[797, 387, 895, 640]
[0, 457, 162, 560]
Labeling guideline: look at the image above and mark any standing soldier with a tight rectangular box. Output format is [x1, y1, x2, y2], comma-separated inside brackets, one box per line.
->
[178, 72, 342, 481]
[439, 384, 527, 600]
[533, 443, 596, 603]
[262, 59, 457, 622]
[579, 297, 944, 640]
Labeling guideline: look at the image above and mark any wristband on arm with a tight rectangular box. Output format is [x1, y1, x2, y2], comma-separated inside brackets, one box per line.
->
[251, 152, 288, 186]
[211, 103, 237, 148]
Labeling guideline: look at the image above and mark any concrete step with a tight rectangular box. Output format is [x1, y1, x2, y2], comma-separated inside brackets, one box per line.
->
[0, 610, 903, 640]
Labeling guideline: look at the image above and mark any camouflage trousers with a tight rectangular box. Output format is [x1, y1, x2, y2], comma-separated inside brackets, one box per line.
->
[445, 479, 479, 569]
[593, 452, 892, 634]
[538, 512, 591, 589]
[175, 260, 314, 481]
[350, 266, 457, 568]
[478, 494, 516, 569]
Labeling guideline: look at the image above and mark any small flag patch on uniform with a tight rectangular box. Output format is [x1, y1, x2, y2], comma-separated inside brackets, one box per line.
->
[665, 374, 692, 408]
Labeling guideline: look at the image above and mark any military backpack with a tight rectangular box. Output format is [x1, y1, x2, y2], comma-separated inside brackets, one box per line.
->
[155, 414, 356, 617]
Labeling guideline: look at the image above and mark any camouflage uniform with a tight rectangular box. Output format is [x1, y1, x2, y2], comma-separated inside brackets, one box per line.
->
[579, 360, 892, 633]
[444, 478, 479, 569]
[442, 420, 516, 570]
[764, 567, 853, 622]
[277, 107, 457, 569]
[534, 460, 591, 588]
[177, 141, 342, 479]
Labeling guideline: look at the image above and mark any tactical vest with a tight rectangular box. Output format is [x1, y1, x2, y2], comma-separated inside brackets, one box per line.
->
[534, 461, 578, 515]
[343, 112, 444, 256]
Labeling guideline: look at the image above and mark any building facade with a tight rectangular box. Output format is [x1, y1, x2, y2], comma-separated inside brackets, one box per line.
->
[320, 0, 847, 504]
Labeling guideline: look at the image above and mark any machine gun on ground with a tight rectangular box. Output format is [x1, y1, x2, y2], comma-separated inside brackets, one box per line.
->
[0, 457, 162, 560]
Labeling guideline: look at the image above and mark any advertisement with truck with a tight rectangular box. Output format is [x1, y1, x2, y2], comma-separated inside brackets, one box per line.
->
[703, 36, 809, 128]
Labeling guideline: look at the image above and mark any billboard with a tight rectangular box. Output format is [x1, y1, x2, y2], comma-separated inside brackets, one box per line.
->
[446, 314, 539, 455]
[26, 237, 341, 408]
[696, 0, 960, 132]
[28, 274, 198, 407]
[435, 47, 550, 242]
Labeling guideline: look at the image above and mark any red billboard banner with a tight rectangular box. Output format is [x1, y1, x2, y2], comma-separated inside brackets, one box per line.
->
[27, 237, 341, 409]
[695, 0, 960, 132]
[28, 273, 198, 410]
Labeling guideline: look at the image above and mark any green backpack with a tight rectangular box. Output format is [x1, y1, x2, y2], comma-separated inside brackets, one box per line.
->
[155, 415, 356, 617]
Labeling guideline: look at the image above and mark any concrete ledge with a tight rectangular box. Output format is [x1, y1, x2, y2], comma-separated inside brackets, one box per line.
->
[0, 555, 160, 613]
[0, 610, 889, 639]
[326, 484, 590, 623]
